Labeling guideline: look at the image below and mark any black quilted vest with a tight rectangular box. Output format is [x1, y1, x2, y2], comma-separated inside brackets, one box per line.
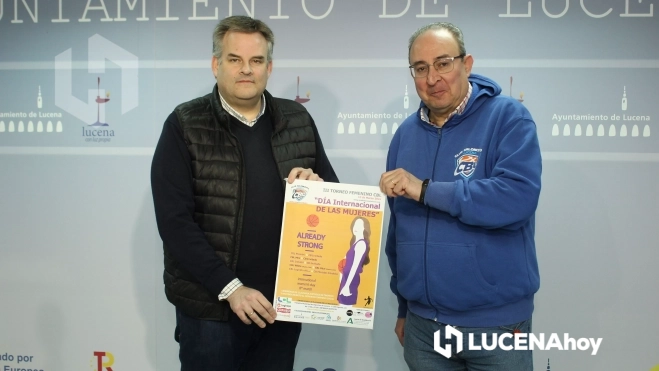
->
[163, 86, 317, 321]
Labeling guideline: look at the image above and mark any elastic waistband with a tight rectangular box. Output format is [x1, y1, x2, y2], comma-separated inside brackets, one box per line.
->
[408, 295, 534, 327]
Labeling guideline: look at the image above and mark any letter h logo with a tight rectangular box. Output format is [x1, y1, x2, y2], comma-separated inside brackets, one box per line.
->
[434, 325, 463, 359]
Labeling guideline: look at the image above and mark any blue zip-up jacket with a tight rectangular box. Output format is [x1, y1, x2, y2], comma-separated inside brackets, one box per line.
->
[385, 74, 541, 327]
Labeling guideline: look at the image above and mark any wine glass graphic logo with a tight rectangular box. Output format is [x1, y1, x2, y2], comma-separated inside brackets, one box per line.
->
[510, 76, 524, 103]
[294, 76, 310, 104]
[90, 77, 111, 126]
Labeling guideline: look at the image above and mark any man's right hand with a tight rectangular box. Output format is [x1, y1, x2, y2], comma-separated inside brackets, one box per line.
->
[395, 318, 406, 346]
[226, 286, 276, 328]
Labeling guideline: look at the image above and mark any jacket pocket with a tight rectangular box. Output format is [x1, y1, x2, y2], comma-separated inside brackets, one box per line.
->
[395, 242, 428, 305]
[426, 242, 499, 310]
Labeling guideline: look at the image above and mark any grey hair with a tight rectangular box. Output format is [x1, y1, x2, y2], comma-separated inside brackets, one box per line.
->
[408, 22, 466, 61]
[212, 16, 275, 62]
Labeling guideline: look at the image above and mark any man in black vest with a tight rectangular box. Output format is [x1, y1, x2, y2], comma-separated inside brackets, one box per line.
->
[151, 16, 338, 371]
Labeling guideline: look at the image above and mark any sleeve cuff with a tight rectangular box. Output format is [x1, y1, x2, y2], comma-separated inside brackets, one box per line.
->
[424, 181, 456, 213]
[203, 263, 239, 297]
[217, 278, 243, 301]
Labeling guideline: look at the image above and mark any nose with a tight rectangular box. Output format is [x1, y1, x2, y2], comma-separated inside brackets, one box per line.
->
[426, 69, 442, 85]
[239, 61, 253, 75]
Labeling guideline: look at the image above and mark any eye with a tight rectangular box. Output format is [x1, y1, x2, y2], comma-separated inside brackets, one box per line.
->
[436, 61, 451, 68]
[228, 58, 240, 63]
[414, 65, 428, 74]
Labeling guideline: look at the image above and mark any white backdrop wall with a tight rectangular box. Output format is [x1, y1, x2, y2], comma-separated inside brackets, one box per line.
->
[1, 1, 658, 370]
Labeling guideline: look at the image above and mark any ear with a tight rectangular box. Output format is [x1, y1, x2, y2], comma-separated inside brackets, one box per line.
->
[211, 55, 219, 78]
[463, 54, 474, 76]
[266, 60, 273, 78]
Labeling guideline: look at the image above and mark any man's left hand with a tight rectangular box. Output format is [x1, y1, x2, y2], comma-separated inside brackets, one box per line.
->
[379, 168, 423, 201]
[287, 167, 323, 183]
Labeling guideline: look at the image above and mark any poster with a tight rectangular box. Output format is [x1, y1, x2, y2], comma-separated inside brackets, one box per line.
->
[274, 180, 386, 329]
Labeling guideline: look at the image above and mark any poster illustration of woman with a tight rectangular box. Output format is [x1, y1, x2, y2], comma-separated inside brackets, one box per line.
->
[337, 216, 371, 305]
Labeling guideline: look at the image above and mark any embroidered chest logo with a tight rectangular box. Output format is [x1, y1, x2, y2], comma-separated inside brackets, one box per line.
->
[454, 148, 482, 179]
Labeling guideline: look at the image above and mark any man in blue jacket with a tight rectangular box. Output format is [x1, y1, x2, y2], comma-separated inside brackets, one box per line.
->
[380, 22, 541, 370]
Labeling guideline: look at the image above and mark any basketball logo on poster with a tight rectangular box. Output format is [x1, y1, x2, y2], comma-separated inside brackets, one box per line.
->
[291, 185, 310, 201]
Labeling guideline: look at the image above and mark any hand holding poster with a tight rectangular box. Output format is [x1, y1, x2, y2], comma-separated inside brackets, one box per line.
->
[274, 180, 386, 329]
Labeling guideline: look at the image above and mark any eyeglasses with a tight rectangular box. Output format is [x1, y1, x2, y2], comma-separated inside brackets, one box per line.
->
[409, 55, 465, 78]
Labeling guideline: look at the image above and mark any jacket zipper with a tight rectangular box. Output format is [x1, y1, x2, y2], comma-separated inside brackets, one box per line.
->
[424, 127, 442, 318]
